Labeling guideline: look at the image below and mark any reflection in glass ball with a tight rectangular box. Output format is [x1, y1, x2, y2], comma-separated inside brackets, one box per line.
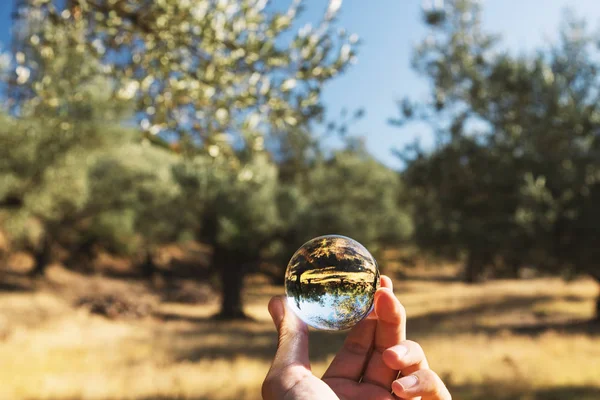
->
[284, 235, 380, 331]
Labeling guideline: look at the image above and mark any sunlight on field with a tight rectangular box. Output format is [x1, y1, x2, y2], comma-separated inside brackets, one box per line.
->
[0, 270, 599, 400]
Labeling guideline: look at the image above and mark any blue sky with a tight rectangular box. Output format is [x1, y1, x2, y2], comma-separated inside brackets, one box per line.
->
[2, 1, 600, 169]
[300, 0, 600, 168]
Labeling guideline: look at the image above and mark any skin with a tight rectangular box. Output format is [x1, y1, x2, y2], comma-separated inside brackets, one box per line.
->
[262, 276, 451, 400]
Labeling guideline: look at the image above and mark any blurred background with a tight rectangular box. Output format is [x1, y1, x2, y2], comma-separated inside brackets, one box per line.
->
[0, 0, 599, 399]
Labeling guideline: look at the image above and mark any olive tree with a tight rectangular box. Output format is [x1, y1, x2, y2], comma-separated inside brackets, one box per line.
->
[399, 0, 600, 318]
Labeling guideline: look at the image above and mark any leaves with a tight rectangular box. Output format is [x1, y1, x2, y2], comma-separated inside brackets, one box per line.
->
[11, 0, 359, 161]
[401, 0, 600, 278]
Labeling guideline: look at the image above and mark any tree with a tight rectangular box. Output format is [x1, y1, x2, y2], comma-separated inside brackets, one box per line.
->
[1, 2, 141, 275]
[7, 0, 414, 320]
[0, 81, 134, 275]
[174, 150, 280, 319]
[1, 8, 184, 275]
[10, 0, 360, 318]
[399, 0, 600, 318]
[273, 143, 413, 281]
[13, 0, 358, 155]
[299, 145, 413, 257]
[401, 136, 522, 282]
[83, 141, 184, 276]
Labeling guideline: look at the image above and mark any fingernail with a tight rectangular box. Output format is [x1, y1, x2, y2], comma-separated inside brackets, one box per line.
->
[396, 375, 418, 390]
[393, 344, 409, 358]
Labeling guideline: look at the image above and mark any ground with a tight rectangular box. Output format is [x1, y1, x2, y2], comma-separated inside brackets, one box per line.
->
[0, 264, 599, 400]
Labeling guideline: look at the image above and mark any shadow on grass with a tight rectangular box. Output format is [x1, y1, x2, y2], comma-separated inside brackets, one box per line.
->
[155, 311, 256, 323]
[492, 319, 600, 336]
[152, 292, 599, 363]
[149, 292, 599, 362]
[406, 294, 600, 337]
[26, 385, 600, 400]
[28, 397, 226, 400]
[0, 271, 34, 292]
[396, 271, 463, 283]
[149, 315, 347, 362]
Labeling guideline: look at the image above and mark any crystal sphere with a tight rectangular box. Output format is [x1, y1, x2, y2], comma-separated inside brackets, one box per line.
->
[285, 235, 380, 331]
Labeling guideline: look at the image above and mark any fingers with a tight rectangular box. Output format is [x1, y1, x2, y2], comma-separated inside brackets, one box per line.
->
[381, 274, 393, 290]
[361, 286, 407, 389]
[392, 369, 451, 400]
[382, 340, 430, 374]
[263, 296, 312, 399]
[322, 315, 377, 380]
[367, 274, 392, 320]
[323, 275, 390, 380]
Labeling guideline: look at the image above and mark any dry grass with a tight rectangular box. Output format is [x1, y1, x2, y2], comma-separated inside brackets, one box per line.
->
[0, 265, 599, 400]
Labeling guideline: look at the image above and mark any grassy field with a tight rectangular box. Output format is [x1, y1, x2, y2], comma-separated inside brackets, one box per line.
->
[0, 264, 599, 400]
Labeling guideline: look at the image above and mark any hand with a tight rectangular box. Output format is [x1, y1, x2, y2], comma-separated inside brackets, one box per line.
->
[262, 276, 451, 400]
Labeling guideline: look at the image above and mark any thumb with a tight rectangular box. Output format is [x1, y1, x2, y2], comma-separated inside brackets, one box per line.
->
[267, 295, 311, 371]
[263, 296, 311, 399]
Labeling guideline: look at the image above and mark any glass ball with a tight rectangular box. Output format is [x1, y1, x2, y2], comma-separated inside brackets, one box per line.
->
[285, 235, 380, 331]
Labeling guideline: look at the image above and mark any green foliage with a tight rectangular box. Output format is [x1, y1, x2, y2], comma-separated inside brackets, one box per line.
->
[0, 100, 181, 260]
[300, 148, 412, 252]
[174, 150, 280, 256]
[85, 142, 183, 255]
[215, 154, 280, 254]
[0, 26, 178, 262]
[0, 82, 130, 249]
[263, 145, 412, 276]
[2, 0, 414, 319]
[14, 0, 358, 160]
[1, 15, 135, 255]
[401, 0, 600, 283]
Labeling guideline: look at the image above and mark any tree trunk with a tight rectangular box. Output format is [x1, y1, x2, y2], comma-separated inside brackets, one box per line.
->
[501, 256, 521, 279]
[140, 247, 156, 279]
[213, 248, 249, 320]
[595, 293, 600, 323]
[464, 251, 484, 284]
[507, 263, 521, 279]
[67, 236, 96, 273]
[29, 234, 50, 277]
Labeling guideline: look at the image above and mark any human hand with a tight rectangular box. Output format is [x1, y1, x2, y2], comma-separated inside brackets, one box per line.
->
[262, 276, 451, 400]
